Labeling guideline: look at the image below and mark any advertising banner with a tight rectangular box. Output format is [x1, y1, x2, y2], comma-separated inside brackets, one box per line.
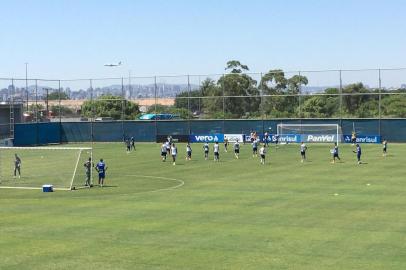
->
[189, 134, 225, 143]
[224, 134, 244, 142]
[156, 135, 189, 143]
[343, 135, 381, 144]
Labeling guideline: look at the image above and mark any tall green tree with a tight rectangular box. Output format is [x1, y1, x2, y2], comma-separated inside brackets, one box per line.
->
[81, 94, 140, 120]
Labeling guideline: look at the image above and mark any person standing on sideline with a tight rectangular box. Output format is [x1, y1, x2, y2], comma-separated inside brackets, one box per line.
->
[95, 158, 107, 187]
[84, 157, 93, 187]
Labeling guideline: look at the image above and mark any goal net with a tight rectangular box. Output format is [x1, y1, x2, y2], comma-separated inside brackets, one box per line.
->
[0, 147, 93, 191]
[277, 123, 342, 144]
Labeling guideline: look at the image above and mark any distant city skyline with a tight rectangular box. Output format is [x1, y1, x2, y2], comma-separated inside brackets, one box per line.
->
[1, 0, 405, 87]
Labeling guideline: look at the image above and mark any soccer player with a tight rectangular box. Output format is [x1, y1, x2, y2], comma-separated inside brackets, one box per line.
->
[95, 158, 107, 187]
[214, 141, 220, 162]
[259, 144, 266, 165]
[14, 154, 21, 179]
[125, 138, 131, 152]
[84, 157, 93, 187]
[351, 131, 357, 145]
[300, 142, 307, 163]
[234, 140, 240, 159]
[264, 132, 269, 147]
[130, 136, 135, 150]
[353, 143, 362, 164]
[224, 138, 229, 152]
[171, 143, 178, 165]
[161, 142, 168, 161]
[332, 142, 341, 163]
[186, 143, 192, 161]
[165, 140, 171, 154]
[382, 139, 388, 157]
[252, 139, 258, 157]
[203, 142, 209, 160]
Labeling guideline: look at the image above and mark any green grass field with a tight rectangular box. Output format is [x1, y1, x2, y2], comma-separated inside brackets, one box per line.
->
[1, 142, 406, 270]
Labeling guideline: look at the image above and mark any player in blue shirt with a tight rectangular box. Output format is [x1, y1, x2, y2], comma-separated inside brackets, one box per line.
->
[95, 158, 107, 187]
[331, 143, 341, 163]
[130, 136, 135, 150]
[14, 154, 21, 179]
[353, 144, 362, 164]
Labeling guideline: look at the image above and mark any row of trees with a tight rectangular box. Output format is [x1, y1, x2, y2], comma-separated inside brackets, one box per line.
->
[29, 61, 405, 120]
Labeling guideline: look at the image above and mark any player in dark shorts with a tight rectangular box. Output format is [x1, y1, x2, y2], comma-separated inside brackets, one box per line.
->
[171, 143, 178, 165]
[125, 139, 131, 152]
[382, 139, 388, 157]
[252, 139, 258, 157]
[203, 142, 209, 160]
[186, 143, 192, 161]
[353, 144, 362, 164]
[351, 131, 357, 145]
[300, 142, 307, 163]
[234, 140, 240, 159]
[161, 142, 167, 161]
[224, 138, 229, 152]
[332, 142, 341, 163]
[95, 158, 107, 187]
[14, 154, 21, 179]
[259, 145, 266, 165]
[130, 136, 135, 150]
[213, 142, 220, 162]
[84, 157, 93, 187]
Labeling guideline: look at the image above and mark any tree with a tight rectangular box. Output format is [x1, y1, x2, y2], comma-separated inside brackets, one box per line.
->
[47, 92, 69, 100]
[225, 60, 249, 74]
[81, 94, 140, 120]
[174, 90, 202, 113]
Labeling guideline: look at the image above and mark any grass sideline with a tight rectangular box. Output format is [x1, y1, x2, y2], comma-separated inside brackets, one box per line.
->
[1, 142, 406, 270]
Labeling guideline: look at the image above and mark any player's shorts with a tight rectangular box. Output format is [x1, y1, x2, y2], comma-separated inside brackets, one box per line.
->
[253, 147, 258, 152]
[187, 151, 192, 157]
[204, 150, 209, 154]
[98, 173, 105, 179]
[260, 154, 265, 159]
[161, 152, 167, 157]
[333, 153, 339, 158]
[301, 151, 306, 156]
[166, 147, 171, 152]
[234, 149, 240, 154]
[214, 152, 219, 157]
[383, 147, 387, 152]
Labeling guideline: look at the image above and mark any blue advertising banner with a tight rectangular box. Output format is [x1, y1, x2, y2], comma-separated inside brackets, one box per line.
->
[343, 135, 381, 144]
[189, 134, 224, 143]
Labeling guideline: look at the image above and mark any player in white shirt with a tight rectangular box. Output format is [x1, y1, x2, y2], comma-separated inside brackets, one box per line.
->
[186, 143, 192, 161]
[213, 142, 220, 162]
[203, 142, 209, 160]
[234, 140, 240, 159]
[259, 145, 266, 164]
[161, 142, 167, 162]
[171, 143, 178, 165]
[300, 142, 307, 163]
[165, 141, 171, 155]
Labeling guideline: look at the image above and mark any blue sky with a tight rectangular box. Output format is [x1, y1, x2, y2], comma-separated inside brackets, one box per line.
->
[1, 0, 405, 85]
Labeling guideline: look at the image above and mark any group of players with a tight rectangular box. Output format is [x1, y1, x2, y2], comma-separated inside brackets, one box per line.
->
[159, 135, 389, 166]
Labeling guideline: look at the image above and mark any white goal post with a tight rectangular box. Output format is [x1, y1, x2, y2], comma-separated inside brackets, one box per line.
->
[0, 146, 93, 191]
[277, 123, 342, 144]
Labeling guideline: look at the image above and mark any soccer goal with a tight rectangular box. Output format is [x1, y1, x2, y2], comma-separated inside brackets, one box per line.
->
[0, 147, 93, 191]
[277, 123, 342, 144]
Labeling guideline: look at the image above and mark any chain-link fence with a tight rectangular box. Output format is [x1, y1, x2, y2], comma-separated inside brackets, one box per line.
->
[1, 68, 406, 139]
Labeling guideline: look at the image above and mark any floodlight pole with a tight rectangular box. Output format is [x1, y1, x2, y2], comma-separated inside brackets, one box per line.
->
[25, 62, 29, 111]
[378, 69, 382, 136]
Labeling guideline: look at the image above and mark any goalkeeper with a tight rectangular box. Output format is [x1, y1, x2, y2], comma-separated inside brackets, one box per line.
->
[14, 154, 21, 179]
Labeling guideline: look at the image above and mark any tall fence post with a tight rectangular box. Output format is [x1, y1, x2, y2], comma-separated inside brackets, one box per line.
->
[222, 73, 225, 133]
[58, 80, 62, 143]
[187, 75, 191, 135]
[121, 77, 125, 140]
[339, 70, 343, 127]
[90, 79, 94, 144]
[378, 69, 382, 136]
[154, 76, 158, 139]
